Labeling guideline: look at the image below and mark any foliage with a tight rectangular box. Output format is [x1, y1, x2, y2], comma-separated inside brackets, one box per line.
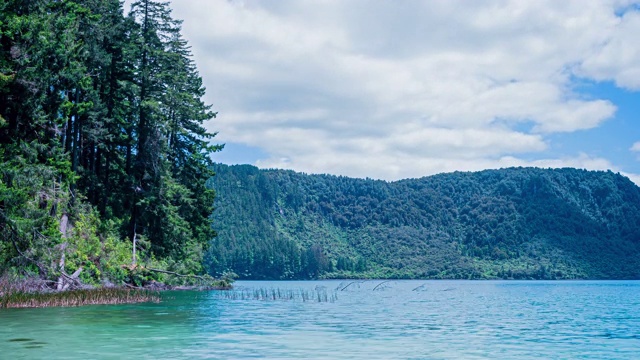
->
[0, 0, 220, 285]
[208, 165, 640, 280]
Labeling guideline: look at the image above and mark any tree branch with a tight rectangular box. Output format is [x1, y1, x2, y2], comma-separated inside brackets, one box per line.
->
[145, 268, 210, 281]
[0, 211, 49, 277]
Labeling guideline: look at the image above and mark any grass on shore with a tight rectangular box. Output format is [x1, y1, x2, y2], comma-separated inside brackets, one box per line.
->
[0, 275, 160, 308]
[0, 288, 160, 308]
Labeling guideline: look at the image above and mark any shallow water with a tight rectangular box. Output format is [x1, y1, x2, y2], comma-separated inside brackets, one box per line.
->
[1, 280, 639, 359]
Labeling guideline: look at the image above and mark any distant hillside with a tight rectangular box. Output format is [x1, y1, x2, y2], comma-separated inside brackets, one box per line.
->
[206, 164, 640, 280]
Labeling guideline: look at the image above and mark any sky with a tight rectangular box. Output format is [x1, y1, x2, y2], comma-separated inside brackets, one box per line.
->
[126, 0, 640, 184]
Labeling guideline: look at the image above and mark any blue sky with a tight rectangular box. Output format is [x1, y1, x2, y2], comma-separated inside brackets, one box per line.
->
[126, 1, 640, 184]
[562, 81, 639, 170]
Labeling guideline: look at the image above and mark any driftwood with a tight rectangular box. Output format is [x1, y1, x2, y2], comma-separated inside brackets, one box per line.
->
[58, 267, 84, 291]
[145, 268, 211, 281]
[121, 265, 216, 288]
[124, 283, 144, 290]
[0, 276, 57, 296]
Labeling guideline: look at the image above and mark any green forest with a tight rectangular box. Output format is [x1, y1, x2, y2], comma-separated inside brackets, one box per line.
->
[208, 164, 640, 280]
[0, 0, 220, 286]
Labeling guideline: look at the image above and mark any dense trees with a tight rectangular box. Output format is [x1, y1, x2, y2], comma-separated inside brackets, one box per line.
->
[208, 165, 640, 280]
[0, 0, 219, 283]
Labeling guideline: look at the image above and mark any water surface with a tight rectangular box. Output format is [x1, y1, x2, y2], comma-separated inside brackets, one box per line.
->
[1, 280, 639, 359]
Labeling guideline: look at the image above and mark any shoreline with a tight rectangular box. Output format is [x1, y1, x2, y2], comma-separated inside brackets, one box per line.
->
[0, 278, 233, 309]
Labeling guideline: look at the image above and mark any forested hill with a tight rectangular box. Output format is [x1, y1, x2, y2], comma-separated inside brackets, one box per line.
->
[207, 164, 640, 280]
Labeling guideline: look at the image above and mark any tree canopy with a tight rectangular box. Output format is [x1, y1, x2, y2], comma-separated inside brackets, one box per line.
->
[208, 165, 640, 280]
[0, 0, 220, 284]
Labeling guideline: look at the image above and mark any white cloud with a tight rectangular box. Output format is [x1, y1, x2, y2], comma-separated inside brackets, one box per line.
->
[579, 9, 640, 90]
[256, 150, 615, 180]
[631, 141, 640, 152]
[623, 172, 640, 186]
[151, 1, 640, 181]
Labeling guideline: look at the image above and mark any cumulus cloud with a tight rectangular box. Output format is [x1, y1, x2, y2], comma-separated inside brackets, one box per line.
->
[624, 172, 640, 186]
[631, 141, 640, 152]
[579, 8, 640, 90]
[132, 0, 640, 182]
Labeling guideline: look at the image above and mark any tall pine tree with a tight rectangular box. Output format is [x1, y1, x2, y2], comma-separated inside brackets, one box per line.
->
[1, 0, 221, 280]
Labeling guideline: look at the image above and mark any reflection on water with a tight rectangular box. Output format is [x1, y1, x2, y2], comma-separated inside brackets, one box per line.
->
[1, 280, 639, 359]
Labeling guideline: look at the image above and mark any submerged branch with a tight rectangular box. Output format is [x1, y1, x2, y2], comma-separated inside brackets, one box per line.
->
[372, 280, 391, 291]
[338, 280, 367, 291]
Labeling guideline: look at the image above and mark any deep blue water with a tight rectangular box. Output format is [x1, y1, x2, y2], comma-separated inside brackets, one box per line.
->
[1, 280, 639, 359]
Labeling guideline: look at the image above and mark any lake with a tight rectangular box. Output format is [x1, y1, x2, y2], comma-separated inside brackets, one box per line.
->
[1, 280, 639, 359]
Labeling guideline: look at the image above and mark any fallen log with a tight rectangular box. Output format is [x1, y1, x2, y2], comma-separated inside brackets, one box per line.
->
[58, 267, 84, 291]
[145, 268, 211, 282]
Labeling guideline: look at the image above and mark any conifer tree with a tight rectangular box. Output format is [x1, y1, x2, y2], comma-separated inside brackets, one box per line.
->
[0, 0, 221, 280]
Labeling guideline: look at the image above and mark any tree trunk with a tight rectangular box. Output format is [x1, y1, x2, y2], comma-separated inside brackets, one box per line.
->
[57, 213, 69, 291]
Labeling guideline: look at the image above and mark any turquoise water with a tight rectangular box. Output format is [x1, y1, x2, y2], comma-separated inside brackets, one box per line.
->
[1, 280, 640, 359]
